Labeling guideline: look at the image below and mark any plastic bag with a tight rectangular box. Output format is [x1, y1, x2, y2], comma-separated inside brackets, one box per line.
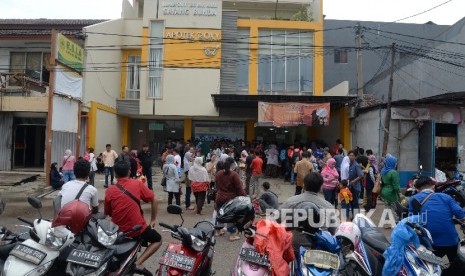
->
[382, 215, 421, 276]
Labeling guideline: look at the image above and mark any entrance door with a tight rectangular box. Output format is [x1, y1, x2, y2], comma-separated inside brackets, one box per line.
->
[13, 125, 46, 169]
[419, 121, 435, 177]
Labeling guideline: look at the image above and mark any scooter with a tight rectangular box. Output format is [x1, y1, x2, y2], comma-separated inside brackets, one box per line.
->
[405, 166, 465, 207]
[336, 222, 379, 276]
[65, 217, 148, 276]
[353, 213, 442, 276]
[157, 205, 216, 276]
[290, 229, 343, 276]
[2, 196, 75, 276]
[0, 226, 30, 267]
[231, 225, 271, 276]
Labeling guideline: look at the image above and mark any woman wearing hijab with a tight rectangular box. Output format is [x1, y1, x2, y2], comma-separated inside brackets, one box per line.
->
[164, 155, 181, 206]
[322, 158, 339, 207]
[189, 157, 210, 215]
[340, 156, 350, 181]
[380, 155, 400, 225]
[61, 149, 76, 183]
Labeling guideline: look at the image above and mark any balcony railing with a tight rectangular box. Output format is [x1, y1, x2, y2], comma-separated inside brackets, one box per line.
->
[0, 73, 48, 96]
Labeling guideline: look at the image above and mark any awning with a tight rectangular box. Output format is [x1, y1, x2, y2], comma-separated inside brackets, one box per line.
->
[211, 94, 356, 109]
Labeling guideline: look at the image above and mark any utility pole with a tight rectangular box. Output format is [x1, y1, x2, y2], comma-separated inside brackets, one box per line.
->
[45, 29, 58, 187]
[355, 23, 364, 100]
[274, 0, 279, 19]
[382, 43, 396, 157]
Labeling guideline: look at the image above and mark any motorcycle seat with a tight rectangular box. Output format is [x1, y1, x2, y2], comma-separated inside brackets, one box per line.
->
[361, 227, 390, 253]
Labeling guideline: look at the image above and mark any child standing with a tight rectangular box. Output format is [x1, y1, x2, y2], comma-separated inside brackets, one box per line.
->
[339, 179, 353, 221]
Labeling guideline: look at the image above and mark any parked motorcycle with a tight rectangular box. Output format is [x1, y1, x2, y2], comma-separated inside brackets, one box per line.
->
[405, 166, 465, 207]
[157, 204, 216, 276]
[353, 213, 442, 276]
[2, 196, 75, 276]
[65, 217, 148, 276]
[336, 222, 378, 276]
[286, 202, 342, 276]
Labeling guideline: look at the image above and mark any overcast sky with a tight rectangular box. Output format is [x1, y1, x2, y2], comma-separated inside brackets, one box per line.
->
[1, 0, 463, 25]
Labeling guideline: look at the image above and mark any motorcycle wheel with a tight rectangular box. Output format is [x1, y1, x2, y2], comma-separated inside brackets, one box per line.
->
[339, 261, 367, 276]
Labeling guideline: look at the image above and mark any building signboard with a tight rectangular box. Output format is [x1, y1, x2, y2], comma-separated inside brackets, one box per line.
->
[158, 0, 222, 29]
[56, 33, 83, 72]
[164, 28, 222, 68]
[258, 102, 331, 127]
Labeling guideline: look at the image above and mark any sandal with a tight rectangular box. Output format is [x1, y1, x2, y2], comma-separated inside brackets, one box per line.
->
[214, 229, 225, 236]
[229, 235, 241, 242]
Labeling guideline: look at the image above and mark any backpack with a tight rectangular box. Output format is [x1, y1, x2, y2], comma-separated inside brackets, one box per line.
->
[292, 151, 300, 165]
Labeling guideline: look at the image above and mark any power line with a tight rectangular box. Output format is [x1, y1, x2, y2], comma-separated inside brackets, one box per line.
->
[389, 0, 454, 24]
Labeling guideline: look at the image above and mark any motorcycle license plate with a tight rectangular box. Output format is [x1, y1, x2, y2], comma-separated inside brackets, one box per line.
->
[159, 251, 196, 272]
[10, 244, 47, 265]
[303, 250, 340, 270]
[67, 249, 104, 268]
[240, 248, 270, 267]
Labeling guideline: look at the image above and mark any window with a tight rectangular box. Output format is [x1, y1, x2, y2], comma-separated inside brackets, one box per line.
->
[9, 52, 51, 85]
[258, 30, 313, 94]
[126, 55, 141, 99]
[334, 49, 348, 64]
[236, 29, 249, 91]
[148, 21, 163, 99]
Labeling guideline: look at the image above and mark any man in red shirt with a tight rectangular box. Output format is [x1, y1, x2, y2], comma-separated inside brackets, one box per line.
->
[250, 150, 263, 199]
[104, 161, 162, 270]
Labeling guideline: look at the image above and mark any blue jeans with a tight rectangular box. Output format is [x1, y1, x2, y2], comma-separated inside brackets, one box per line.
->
[350, 187, 361, 216]
[291, 171, 296, 183]
[185, 186, 192, 208]
[341, 201, 351, 219]
[104, 166, 114, 186]
[323, 189, 336, 207]
[62, 170, 75, 183]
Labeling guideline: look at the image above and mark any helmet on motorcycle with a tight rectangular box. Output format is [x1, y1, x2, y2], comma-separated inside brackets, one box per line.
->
[52, 200, 92, 234]
[335, 222, 361, 247]
[217, 196, 255, 231]
[289, 201, 320, 233]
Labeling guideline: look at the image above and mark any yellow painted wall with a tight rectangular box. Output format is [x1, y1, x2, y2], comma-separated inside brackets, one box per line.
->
[237, 19, 324, 96]
[122, 117, 130, 146]
[184, 119, 192, 141]
[163, 29, 222, 68]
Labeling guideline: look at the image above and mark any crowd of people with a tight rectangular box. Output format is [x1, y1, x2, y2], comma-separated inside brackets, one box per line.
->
[48, 136, 465, 273]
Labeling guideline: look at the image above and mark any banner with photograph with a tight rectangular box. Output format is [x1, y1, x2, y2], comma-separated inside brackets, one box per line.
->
[258, 102, 330, 127]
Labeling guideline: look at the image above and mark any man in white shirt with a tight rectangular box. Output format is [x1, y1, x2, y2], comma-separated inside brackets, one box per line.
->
[58, 159, 99, 214]
[102, 144, 118, 188]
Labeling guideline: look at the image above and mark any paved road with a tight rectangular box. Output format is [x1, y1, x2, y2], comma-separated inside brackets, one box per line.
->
[1, 171, 397, 275]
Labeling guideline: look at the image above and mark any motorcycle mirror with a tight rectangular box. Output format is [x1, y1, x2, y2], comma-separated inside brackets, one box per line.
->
[27, 196, 42, 209]
[167, 205, 183, 215]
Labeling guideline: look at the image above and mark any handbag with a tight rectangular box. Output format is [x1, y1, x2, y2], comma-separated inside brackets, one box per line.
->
[161, 167, 167, 187]
[372, 174, 382, 194]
